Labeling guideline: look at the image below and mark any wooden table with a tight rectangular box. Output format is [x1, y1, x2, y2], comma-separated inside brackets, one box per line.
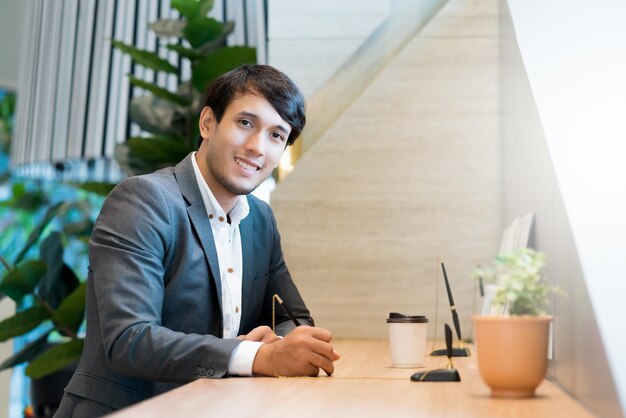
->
[109, 339, 595, 418]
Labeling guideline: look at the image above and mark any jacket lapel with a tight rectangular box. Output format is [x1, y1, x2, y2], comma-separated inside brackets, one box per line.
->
[174, 154, 222, 311]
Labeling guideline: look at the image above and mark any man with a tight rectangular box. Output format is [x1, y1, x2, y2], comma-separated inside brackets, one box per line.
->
[56, 64, 340, 417]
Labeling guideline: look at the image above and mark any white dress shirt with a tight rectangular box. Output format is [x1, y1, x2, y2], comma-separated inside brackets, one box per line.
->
[191, 153, 262, 376]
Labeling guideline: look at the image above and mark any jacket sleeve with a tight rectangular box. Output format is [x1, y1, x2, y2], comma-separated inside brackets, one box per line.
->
[90, 175, 239, 382]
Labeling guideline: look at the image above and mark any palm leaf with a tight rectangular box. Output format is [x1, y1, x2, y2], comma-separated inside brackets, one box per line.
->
[0, 306, 51, 342]
[191, 47, 256, 91]
[0, 260, 47, 303]
[0, 332, 50, 371]
[128, 75, 191, 107]
[25, 339, 84, 378]
[52, 282, 87, 333]
[111, 40, 178, 74]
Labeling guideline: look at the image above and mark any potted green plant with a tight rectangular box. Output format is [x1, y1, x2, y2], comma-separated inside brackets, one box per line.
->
[472, 248, 563, 398]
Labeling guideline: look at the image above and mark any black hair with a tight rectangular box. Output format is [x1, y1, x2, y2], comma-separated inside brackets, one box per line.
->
[198, 64, 306, 147]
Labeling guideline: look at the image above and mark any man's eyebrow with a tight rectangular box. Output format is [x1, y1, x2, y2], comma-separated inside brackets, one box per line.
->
[238, 111, 290, 134]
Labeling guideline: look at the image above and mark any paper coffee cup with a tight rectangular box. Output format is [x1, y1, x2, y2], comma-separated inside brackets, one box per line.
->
[387, 313, 429, 368]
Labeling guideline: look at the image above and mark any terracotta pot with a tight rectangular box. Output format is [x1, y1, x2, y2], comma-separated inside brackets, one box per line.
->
[472, 315, 552, 398]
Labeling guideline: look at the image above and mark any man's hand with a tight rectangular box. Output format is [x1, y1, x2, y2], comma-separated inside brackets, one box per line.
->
[251, 326, 340, 377]
[237, 326, 280, 343]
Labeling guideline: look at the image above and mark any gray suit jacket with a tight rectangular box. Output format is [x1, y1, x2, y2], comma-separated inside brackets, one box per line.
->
[60, 154, 313, 414]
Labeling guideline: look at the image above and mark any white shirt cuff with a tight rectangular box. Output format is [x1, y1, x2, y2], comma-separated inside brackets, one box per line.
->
[228, 341, 263, 376]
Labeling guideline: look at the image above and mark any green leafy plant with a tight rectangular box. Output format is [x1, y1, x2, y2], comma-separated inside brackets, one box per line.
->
[473, 248, 564, 316]
[1, 90, 100, 380]
[113, 0, 256, 176]
[0, 92, 15, 154]
[0, 202, 90, 378]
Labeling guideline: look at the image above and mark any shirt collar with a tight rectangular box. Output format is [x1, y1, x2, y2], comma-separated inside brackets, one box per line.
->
[191, 152, 250, 226]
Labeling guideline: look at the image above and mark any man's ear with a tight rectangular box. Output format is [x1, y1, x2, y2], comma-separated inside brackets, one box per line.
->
[199, 106, 215, 139]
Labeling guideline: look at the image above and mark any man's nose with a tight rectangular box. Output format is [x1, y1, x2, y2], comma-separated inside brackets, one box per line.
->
[245, 131, 265, 156]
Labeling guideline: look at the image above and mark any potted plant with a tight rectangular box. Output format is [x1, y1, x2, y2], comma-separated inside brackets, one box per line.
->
[472, 248, 563, 398]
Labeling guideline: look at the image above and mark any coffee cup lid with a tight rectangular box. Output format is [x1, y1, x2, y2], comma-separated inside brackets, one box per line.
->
[387, 312, 428, 323]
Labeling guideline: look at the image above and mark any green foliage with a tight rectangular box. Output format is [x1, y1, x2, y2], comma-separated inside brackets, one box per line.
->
[0, 306, 50, 342]
[25, 339, 85, 379]
[473, 248, 565, 316]
[0, 199, 95, 377]
[0, 87, 97, 379]
[110, 40, 178, 74]
[0, 333, 50, 371]
[0, 92, 15, 154]
[112, 0, 256, 175]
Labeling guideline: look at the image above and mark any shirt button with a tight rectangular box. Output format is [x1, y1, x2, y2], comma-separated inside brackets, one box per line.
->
[218, 216, 225, 222]
[235, 307, 240, 313]
[208, 214, 214, 219]
[227, 267, 234, 273]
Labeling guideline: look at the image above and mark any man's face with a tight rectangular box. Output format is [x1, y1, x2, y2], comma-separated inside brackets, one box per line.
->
[196, 93, 291, 207]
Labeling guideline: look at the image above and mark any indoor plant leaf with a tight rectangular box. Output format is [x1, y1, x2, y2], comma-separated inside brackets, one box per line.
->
[191, 46, 256, 91]
[38, 232, 81, 309]
[166, 44, 205, 60]
[183, 16, 222, 48]
[0, 260, 47, 303]
[67, 181, 116, 196]
[111, 40, 178, 74]
[0, 332, 50, 371]
[171, 0, 214, 19]
[126, 136, 191, 165]
[13, 202, 64, 265]
[52, 281, 87, 333]
[195, 21, 235, 57]
[128, 75, 191, 107]
[0, 306, 51, 342]
[0, 182, 48, 211]
[114, 143, 159, 176]
[129, 96, 178, 135]
[38, 232, 64, 303]
[38, 263, 80, 311]
[25, 339, 85, 379]
[114, 136, 192, 177]
[148, 19, 186, 38]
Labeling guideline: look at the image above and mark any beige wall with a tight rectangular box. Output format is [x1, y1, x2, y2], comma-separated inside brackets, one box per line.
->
[271, 0, 501, 339]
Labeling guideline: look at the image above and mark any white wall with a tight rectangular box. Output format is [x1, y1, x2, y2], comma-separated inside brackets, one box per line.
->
[505, 0, 626, 414]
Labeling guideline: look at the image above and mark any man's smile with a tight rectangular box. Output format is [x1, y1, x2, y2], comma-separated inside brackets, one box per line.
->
[235, 157, 261, 172]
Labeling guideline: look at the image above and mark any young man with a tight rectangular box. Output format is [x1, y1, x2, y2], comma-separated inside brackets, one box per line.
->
[56, 64, 340, 417]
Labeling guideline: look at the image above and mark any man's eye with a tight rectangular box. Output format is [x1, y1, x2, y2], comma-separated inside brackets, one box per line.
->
[239, 120, 251, 127]
[272, 132, 285, 141]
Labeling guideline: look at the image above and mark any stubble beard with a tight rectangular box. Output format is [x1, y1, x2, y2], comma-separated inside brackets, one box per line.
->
[210, 163, 265, 196]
